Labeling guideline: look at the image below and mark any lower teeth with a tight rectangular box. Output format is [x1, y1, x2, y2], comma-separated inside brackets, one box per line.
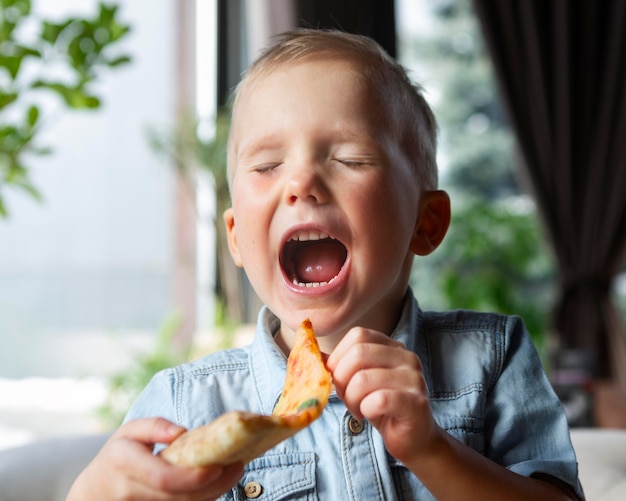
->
[292, 276, 336, 287]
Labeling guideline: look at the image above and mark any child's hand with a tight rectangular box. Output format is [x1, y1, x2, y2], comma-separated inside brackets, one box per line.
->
[67, 417, 244, 501]
[326, 327, 440, 464]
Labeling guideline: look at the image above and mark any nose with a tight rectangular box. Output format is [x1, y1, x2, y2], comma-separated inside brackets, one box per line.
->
[284, 162, 328, 205]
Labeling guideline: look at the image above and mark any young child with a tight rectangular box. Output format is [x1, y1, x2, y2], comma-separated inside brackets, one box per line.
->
[68, 29, 584, 500]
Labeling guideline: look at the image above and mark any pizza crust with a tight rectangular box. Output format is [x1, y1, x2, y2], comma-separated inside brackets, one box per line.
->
[160, 319, 331, 467]
[159, 411, 297, 466]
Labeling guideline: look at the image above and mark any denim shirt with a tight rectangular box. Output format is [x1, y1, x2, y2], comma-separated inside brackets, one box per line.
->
[125, 292, 584, 500]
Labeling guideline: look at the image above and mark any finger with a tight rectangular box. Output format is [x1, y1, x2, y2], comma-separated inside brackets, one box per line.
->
[343, 366, 423, 408]
[106, 419, 224, 495]
[108, 455, 238, 500]
[327, 327, 390, 370]
[332, 343, 419, 381]
[203, 462, 245, 496]
[73, 420, 237, 501]
[113, 417, 187, 445]
[360, 387, 429, 424]
[331, 343, 421, 401]
[359, 388, 437, 462]
[75, 439, 181, 501]
[117, 437, 226, 494]
[339, 366, 425, 420]
[328, 326, 414, 371]
[160, 462, 244, 496]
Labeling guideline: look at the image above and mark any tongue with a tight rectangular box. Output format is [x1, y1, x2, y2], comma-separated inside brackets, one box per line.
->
[294, 240, 346, 283]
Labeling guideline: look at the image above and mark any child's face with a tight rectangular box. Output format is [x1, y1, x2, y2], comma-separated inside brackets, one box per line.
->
[225, 58, 424, 347]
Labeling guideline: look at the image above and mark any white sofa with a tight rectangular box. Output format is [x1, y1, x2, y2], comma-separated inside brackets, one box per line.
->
[0, 429, 624, 500]
[0, 434, 109, 501]
[570, 428, 626, 500]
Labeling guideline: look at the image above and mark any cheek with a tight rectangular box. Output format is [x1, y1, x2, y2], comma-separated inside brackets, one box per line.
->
[361, 181, 418, 252]
[233, 176, 278, 214]
[231, 196, 274, 264]
[233, 186, 265, 229]
[235, 213, 264, 254]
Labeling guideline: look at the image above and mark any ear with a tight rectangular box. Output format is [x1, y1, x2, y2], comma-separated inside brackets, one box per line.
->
[410, 190, 451, 256]
[223, 207, 244, 267]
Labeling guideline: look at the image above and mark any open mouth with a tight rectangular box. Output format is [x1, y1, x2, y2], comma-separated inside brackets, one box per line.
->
[280, 230, 348, 288]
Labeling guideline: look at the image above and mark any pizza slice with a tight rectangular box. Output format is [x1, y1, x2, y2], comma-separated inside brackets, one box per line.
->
[160, 319, 331, 467]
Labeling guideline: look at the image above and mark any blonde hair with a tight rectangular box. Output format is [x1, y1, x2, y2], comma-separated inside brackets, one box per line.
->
[228, 29, 438, 190]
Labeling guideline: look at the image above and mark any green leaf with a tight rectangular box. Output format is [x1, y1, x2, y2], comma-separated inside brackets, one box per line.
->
[29, 146, 52, 156]
[0, 123, 18, 139]
[31, 80, 101, 109]
[0, 124, 25, 153]
[2, 0, 31, 16]
[99, 3, 131, 43]
[106, 54, 131, 67]
[13, 43, 40, 58]
[1, 53, 23, 79]
[40, 20, 72, 45]
[0, 43, 42, 82]
[15, 178, 42, 201]
[97, 3, 118, 25]
[62, 90, 100, 109]
[26, 105, 39, 127]
[0, 23, 13, 44]
[5, 162, 27, 182]
[0, 194, 7, 218]
[0, 0, 30, 43]
[67, 25, 94, 68]
[0, 91, 18, 109]
[1, 0, 132, 219]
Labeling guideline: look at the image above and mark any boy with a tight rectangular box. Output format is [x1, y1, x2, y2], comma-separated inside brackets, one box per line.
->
[68, 29, 584, 500]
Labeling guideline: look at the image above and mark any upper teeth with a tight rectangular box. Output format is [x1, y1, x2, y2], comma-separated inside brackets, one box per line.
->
[289, 230, 333, 242]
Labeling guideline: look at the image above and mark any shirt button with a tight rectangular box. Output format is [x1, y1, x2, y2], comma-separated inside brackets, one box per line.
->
[244, 481, 263, 498]
[348, 416, 364, 434]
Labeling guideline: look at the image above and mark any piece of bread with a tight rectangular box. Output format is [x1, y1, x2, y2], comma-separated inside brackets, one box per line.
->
[160, 319, 331, 467]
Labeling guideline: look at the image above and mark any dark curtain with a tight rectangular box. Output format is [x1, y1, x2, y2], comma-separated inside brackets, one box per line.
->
[217, 0, 245, 106]
[473, 0, 626, 384]
[294, 0, 396, 57]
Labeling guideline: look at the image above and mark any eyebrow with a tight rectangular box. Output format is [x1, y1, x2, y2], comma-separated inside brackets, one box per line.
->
[233, 119, 385, 161]
[235, 134, 284, 163]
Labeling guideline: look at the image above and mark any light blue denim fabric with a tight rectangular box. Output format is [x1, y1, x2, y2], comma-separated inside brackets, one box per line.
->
[125, 290, 584, 500]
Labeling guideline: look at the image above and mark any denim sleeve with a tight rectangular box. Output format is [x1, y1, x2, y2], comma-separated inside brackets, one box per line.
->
[486, 316, 585, 499]
[122, 369, 181, 454]
[122, 369, 178, 425]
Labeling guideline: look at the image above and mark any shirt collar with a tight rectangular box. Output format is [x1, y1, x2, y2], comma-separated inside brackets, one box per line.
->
[250, 307, 287, 415]
[390, 288, 431, 390]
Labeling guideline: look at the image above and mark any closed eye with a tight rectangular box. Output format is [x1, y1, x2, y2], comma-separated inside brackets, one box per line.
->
[336, 159, 369, 168]
[254, 163, 281, 174]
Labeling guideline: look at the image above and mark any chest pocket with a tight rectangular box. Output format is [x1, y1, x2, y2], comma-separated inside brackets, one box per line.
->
[220, 452, 316, 501]
[388, 456, 435, 501]
[431, 408, 486, 454]
[429, 387, 487, 455]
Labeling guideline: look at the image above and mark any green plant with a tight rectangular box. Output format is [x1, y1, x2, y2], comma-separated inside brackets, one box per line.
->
[97, 302, 242, 429]
[97, 313, 190, 429]
[412, 198, 555, 350]
[0, 0, 131, 216]
[402, 1, 557, 351]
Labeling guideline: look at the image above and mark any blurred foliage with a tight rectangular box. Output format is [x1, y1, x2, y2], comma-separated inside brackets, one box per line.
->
[149, 109, 260, 324]
[403, 0, 556, 348]
[148, 109, 231, 209]
[412, 199, 555, 347]
[98, 301, 239, 429]
[0, 0, 131, 217]
[98, 313, 190, 428]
